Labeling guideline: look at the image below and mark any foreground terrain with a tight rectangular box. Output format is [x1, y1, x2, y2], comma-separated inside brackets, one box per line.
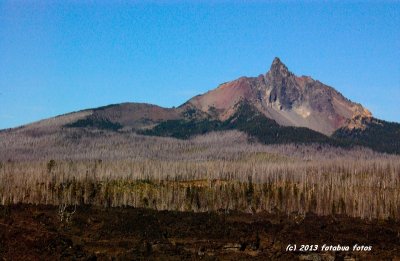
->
[1, 130, 399, 260]
[1, 204, 400, 261]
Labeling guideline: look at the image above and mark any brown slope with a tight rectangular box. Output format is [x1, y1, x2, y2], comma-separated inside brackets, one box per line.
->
[1, 103, 183, 137]
[89, 102, 182, 130]
[184, 57, 371, 135]
[185, 77, 256, 120]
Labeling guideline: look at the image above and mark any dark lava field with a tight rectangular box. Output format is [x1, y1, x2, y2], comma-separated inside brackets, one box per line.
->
[1, 205, 399, 260]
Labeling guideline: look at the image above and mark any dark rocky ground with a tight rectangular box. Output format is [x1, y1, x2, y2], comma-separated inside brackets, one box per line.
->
[0, 204, 399, 261]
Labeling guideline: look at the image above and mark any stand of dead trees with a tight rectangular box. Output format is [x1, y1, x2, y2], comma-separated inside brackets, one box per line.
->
[0, 130, 399, 220]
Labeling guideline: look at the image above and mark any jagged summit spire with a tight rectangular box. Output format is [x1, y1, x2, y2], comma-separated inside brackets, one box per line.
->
[272, 57, 284, 66]
[269, 57, 291, 77]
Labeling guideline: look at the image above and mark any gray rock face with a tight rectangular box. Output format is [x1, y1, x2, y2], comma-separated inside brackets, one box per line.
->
[265, 57, 301, 109]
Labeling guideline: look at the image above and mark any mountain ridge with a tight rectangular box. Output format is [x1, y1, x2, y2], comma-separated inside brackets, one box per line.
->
[2, 57, 399, 154]
[184, 57, 372, 135]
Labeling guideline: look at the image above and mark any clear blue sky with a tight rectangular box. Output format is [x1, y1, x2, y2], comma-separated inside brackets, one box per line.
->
[0, 1, 399, 129]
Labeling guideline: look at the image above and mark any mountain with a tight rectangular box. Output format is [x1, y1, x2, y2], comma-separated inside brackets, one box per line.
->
[185, 58, 371, 135]
[1, 57, 399, 154]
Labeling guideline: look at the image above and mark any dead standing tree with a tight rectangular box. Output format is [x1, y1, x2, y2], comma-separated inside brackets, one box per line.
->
[58, 182, 77, 224]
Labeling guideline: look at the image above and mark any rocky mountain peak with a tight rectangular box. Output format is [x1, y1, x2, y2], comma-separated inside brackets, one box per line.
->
[181, 57, 373, 136]
[268, 57, 291, 78]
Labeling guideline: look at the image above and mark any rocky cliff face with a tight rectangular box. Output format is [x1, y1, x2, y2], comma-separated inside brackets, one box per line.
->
[185, 57, 371, 135]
